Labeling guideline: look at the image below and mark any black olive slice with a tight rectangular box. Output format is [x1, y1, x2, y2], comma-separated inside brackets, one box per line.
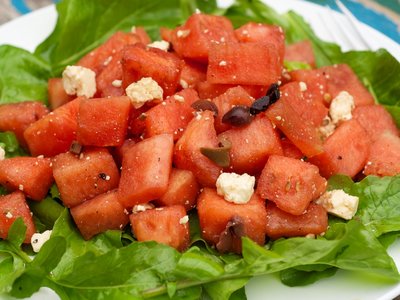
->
[222, 105, 253, 126]
[250, 83, 280, 115]
[191, 99, 219, 116]
[200, 139, 232, 168]
[70, 141, 83, 155]
[216, 215, 245, 253]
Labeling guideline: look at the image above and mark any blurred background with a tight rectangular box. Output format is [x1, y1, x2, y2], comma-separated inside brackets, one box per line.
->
[0, 0, 399, 42]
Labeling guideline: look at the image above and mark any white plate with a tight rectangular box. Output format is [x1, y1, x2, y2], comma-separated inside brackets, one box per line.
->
[0, 1, 399, 300]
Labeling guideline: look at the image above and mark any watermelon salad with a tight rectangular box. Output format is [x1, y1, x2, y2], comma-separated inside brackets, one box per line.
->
[0, 0, 400, 299]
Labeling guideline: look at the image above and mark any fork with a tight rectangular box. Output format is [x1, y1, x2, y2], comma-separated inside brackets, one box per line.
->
[317, 0, 374, 51]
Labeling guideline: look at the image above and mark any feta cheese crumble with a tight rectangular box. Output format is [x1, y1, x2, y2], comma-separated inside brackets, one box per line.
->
[111, 79, 122, 87]
[5, 211, 13, 219]
[132, 203, 155, 213]
[316, 189, 359, 220]
[176, 29, 190, 38]
[179, 215, 189, 224]
[125, 77, 163, 108]
[31, 230, 52, 253]
[62, 65, 96, 98]
[318, 116, 336, 139]
[329, 91, 355, 125]
[299, 81, 307, 92]
[216, 172, 255, 204]
[148, 40, 170, 51]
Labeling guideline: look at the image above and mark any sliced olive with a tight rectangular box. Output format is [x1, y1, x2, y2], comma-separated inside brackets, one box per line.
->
[250, 83, 280, 115]
[222, 105, 252, 126]
[70, 141, 83, 155]
[191, 99, 218, 116]
[200, 139, 232, 168]
[216, 215, 245, 253]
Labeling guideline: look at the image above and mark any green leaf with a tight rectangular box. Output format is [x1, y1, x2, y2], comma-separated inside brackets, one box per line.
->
[328, 175, 400, 237]
[35, 0, 217, 75]
[7, 218, 27, 249]
[280, 267, 337, 287]
[0, 132, 26, 158]
[384, 105, 400, 128]
[175, 247, 225, 281]
[204, 278, 249, 300]
[283, 60, 312, 72]
[0, 253, 25, 293]
[0, 45, 51, 104]
[29, 196, 64, 229]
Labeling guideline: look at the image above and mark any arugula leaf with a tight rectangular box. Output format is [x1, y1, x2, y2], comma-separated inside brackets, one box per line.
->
[329, 175, 400, 237]
[35, 0, 217, 75]
[280, 267, 337, 287]
[284, 60, 312, 72]
[0, 45, 51, 105]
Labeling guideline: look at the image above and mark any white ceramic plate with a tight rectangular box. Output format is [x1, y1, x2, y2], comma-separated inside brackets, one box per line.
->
[0, 1, 399, 300]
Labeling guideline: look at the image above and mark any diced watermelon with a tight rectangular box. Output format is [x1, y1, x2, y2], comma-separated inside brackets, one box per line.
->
[197, 188, 267, 254]
[235, 22, 285, 62]
[197, 81, 267, 99]
[118, 134, 174, 207]
[145, 88, 199, 141]
[0, 192, 36, 244]
[71, 190, 130, 240]
[52, 148, 120, 208]
[266, 201, 328, 239]
[160, 27, 173, 42]
[320, 64, 374, 106]
[212, 86, 254, 133]
[174, 110, 223, 187]
[170, 13, 237, 62]
[24, 97, 82, 157]
[265, 84, 323, 157]
[122, 44, 183, 97]
[281, 81, 328, 126]
[77, 96, 131, 147]
[218, 114, 283, 174]
[280, 138, 304, 160]
[48, 78, 74, 109]
[353, 105, 398, 142]
[0, 157, 53, 201]
[180, 60, 207, 89]
[95, 51, 125, 98]
[207, 42, 281, 86]
[363, 131, 400, 176]
[0, 101, 49, 148]
[257, 155, 327, 215]
[309, 119, 371, 178]
[130, 205, 190, 251]
[156, 168, 199, 211]
[77, 31, 143, 75]
[289, 69, 328, 107]
[284, 40, 316, 67]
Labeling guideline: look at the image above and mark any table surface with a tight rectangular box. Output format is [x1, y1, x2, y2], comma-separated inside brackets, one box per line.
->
[0, 0, 399, 43]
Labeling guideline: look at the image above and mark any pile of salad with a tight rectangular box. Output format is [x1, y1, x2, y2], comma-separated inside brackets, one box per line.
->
[0, 0, 400, 299]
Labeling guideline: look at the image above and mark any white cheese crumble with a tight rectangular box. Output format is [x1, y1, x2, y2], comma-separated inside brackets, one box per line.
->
[174, 95, 185, 102]
[62, 65, 96, 98]
[299, 81, 307, 92]
[180, 79, 189, 89]
[329, 91, 355, 125]
[177, 29, 191, 38]
[5, 211, 13, 219]
[111, 79, 122, 87]
[318, 116, 336, 139]
[125, 77, 163, 108]
[316, 189, 359, 220]
[0, 146, 5, 161]
[219, 60, 227, 66]
[148, 40, 170, 51]
[132, 203, 154, 213]
[216, 172, 255, 204]
[31, 230, 52, 253]
[179, 215, 189, 225]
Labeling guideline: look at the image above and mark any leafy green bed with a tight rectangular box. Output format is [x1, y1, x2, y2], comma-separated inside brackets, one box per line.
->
[0, 0, 400, 299]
